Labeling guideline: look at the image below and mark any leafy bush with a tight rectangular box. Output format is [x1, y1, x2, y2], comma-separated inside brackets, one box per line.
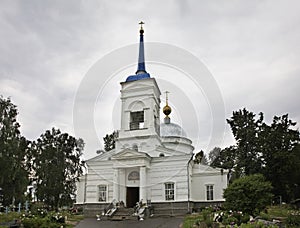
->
[240, 213, 250, 224]
[30, 202, 46, 214]
[0, 209, 80, 228]
[221, 211, 250, 226]
[222, 215, 238, 226]
[201, 209, 213, 227]
[0, 212, 20, 223]
[286, 212, 300, 226]
[223, 174, 273, 215]
[22, 217, 50, 228]
[258, 212, 271, 221]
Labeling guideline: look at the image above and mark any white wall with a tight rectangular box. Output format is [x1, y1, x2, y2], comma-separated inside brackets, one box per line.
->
[191, 166, 228, 202]
[148, 155, 190, 202]
[83, 161, 114, 203]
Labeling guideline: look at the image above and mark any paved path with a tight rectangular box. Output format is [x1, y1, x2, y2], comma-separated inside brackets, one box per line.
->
[75, 217, 184, 228]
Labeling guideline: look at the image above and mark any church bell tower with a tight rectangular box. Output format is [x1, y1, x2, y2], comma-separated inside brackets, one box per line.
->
[116, 22, 162, 152]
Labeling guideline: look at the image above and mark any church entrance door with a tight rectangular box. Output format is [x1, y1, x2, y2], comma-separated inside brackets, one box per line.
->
[126, 187, 139, 208]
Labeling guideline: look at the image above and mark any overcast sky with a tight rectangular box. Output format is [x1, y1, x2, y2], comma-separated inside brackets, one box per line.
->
[1, 0, 299, 159]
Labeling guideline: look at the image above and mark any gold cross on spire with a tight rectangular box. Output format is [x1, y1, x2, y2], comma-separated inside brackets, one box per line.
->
[139, 21, 144, 30]
[163, 91, 172, 117]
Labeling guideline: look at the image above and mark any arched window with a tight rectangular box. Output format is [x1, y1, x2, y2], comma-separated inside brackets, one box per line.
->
[159, 153, 165, 157]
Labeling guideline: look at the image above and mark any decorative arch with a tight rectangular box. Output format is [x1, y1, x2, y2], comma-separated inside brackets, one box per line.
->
[128, 171, 140, 181]
[128, 100, 146, 111]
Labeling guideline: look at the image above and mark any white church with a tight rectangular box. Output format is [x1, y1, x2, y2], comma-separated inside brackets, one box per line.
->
[75, 23, 228, 216]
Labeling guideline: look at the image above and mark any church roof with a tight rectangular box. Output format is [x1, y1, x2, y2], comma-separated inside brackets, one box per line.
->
[160, 93, 187, 138]
[160, 122, 187, 137]
[125, 21, 151, 82]
[126, 73, 150, 82]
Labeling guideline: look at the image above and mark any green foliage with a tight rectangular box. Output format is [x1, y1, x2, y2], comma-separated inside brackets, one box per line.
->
[260, 114, 300, 202]
[0, 96, 31, 206]
[226, 108, 264, 176]
[202, 209, 213, 226]
[266, 205, 290, 217]
[183, 214, 199, 228]
[211, 146, 236, 170]
[0, 212, 20, 223]
[208, 147, 221, 165]
[32, 128, 85, 209]
[103, 131, 118, 151]
[183, 209, 214, 228]
[103, 131, 117, 151]
[286, 211, 300, 227]
[222, 215, 238, 226]
[223, 174, 273, 215]
[184, 205, 298, 228]
[0, 212, 60, 228]
[221, 212, 250, 226]
[0, 209, 81, 228]
[21, 211, 71, 228]
[22, 217, 56, 228]
[240, 223, 278, 228]
[194, 150, 204, 164]
[217, 108, 300, 202]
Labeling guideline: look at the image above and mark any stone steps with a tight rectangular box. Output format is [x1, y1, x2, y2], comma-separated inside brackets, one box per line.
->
[109, 207, 137, 221]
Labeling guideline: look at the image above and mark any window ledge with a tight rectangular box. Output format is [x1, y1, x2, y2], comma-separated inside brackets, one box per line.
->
[126, 128, 148, 131]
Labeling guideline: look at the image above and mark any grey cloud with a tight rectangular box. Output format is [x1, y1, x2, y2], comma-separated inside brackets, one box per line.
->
[0, 0, 299, 158]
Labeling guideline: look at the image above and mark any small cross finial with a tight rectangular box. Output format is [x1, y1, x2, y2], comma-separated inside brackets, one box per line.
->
[165, 91, 170, 104]
[139, 21, 144, 28]
[139, 21, 145, 35]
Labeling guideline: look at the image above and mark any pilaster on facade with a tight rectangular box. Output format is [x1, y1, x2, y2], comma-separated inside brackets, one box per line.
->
[139, 166, 147, 202]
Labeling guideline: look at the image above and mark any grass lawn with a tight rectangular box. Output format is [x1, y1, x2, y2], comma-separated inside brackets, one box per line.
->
[183, 213, 204, 228]
[65, 214, 84, 226]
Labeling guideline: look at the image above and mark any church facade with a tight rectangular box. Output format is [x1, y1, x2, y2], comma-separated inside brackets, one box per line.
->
[75, 24, 228, 216]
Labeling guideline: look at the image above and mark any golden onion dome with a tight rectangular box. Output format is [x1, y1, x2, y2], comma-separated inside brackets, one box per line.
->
[163, 104, 172, 116]
[163, 91, 172, 116]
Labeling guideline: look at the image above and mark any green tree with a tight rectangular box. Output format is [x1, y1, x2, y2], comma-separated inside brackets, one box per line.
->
[0, 96, 30, 206]
[223, 174, 273, 215]
[210, 146, 236, 170]
[290, 144, 300, 199]
[103, 131, 117, 152]
[208, 147, 221, 165]
[227, 108, 263, 175]
[32, 128, 85, 209]
[260, 114, 300, 201]
[225, 109, 300, 201]
[194, 150, 204, 164]
[210, 146, 238, 182]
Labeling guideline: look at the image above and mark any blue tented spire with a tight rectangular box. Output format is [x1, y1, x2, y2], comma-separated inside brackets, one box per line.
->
[136, 22, 146, 74]
[125, 22, 151, 82]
